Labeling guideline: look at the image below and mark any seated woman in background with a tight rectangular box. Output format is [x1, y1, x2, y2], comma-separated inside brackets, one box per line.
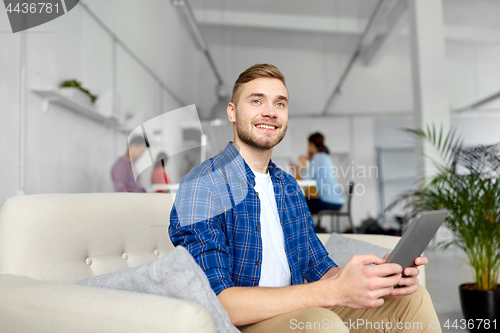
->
[298, 132, 345, 215]
[152, 152, 171, 185]
[111, 136, 147, 193]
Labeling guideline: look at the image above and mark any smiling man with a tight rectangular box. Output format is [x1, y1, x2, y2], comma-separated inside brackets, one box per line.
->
[169, 64, 441, 332]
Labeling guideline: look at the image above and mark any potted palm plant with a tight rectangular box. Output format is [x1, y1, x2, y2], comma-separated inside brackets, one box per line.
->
[388, 126, 500, 332]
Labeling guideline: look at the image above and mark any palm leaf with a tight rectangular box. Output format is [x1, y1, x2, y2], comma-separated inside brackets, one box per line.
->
[388, 124, 500, 291]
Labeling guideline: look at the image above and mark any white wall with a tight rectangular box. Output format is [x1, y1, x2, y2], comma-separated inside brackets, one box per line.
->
[332, 37, 413, 114]
[375, 115, 500, 151]
[446, 39, 500, 111]
[374, 113, 500, 215]
[452, 113, 500, 146]
[351, 117, 378, 225]
[0, 18, 20, 203]
[0, 0, 212, 203]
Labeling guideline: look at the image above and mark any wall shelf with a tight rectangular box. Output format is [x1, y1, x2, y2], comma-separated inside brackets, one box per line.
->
[115, 124, 135, 135]
[32, 89, 122, 127]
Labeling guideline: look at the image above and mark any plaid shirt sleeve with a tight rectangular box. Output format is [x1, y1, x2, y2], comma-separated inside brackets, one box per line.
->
[169, 177, 234, 295]
[302, 196, 338, 282]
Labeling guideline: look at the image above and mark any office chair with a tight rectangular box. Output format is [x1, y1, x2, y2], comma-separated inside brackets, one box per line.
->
[317, 181, 356, 233]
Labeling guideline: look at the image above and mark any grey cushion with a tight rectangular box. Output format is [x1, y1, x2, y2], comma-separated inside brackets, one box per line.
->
[76, 246, 239, 333]
[325, 234, 392, 267]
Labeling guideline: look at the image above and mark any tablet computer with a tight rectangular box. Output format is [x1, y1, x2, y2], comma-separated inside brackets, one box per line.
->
[385, 209, 448, 275]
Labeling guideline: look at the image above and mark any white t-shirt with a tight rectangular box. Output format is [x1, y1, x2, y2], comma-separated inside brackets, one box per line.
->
[253, 170, 292, 287]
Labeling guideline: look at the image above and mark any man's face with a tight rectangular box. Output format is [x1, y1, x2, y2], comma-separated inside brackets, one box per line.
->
[228, 77, 288, 150]
[129, 143, 147, 161]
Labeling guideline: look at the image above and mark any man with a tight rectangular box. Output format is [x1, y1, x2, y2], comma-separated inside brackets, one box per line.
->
[111, 136, 147, 193]
[169, 64, 441, 332]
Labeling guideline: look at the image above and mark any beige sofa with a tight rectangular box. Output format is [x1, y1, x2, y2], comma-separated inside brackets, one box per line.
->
[0, 193, 423, 333]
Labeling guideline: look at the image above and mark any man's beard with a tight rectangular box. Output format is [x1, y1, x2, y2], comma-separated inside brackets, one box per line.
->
[235, 117, 287, 150]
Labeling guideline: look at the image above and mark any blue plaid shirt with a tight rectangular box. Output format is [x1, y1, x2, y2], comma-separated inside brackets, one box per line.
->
[169, 142, 337, 295]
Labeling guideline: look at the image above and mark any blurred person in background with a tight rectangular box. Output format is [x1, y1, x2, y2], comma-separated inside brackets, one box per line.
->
[111, 136, 147, 193]
[297, 132, 345, 215]
[152, 152, 171, 185]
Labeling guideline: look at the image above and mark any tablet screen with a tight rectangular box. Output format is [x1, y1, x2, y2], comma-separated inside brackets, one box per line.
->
[385, 210, 448, 272]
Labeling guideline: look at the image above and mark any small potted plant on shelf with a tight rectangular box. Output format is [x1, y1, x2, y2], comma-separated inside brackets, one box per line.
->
[59, 79, 98, 105]
[388, 125, 500, 332]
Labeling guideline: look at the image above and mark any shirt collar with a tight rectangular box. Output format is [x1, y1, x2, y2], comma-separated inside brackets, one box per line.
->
[221, 142, 283, 188]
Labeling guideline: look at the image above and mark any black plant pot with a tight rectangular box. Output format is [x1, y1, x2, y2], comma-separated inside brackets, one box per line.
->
[459, 283, 500, 332]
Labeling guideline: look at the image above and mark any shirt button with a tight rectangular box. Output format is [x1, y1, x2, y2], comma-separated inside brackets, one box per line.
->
[256, 226, 260, 231]
[256, 260, 261, 265]
[255, 192, 259, 197]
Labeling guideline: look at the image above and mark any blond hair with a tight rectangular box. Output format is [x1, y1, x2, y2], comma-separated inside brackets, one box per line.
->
[231, 64, 286, 105]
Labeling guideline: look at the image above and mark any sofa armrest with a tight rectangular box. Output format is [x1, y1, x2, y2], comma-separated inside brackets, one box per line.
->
[0, 274, 215, 333]
[342, 234, 401, 249]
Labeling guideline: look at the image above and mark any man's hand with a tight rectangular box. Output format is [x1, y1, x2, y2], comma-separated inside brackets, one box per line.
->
[382, 254, 427, 298]
[320, 254, 402, 309]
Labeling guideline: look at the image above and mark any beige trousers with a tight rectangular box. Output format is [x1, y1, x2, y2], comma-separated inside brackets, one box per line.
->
[238, 285, 442, 333]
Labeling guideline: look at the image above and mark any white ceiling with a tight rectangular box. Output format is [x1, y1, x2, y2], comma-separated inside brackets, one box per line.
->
[443, 0, 500, 30]
[188, 0, 500, 116]
[190, 0, 379, 20]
